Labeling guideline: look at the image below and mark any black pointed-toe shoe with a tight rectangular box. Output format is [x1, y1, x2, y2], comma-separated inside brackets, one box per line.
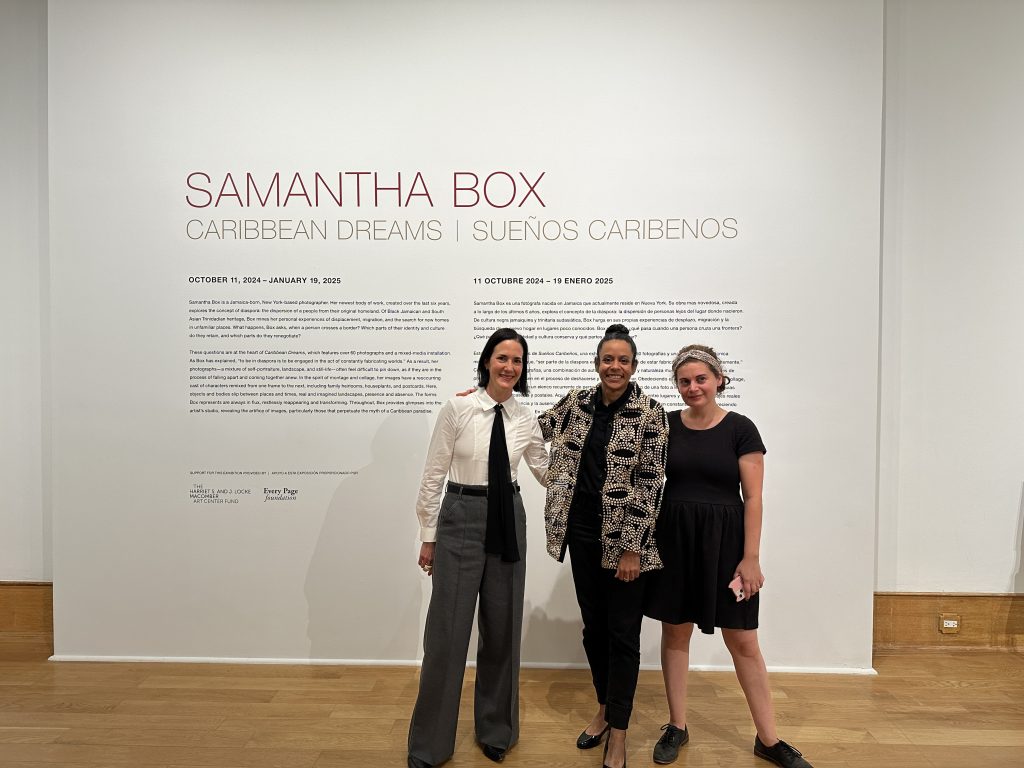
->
[576, 723, 610, 749]
[481, 743, 506, 762]
[407, 755, 432, 768]
[602, 738, 627, 768]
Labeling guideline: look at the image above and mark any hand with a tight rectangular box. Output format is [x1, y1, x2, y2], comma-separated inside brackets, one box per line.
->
[615, 551, 641, 582]
[734, 556, 764, 600]
[418, 542, 436, 576]
[455, 387, 475, 397]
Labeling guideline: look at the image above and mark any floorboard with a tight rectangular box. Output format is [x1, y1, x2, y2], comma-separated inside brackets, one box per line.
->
[0, 650, 1021, 767]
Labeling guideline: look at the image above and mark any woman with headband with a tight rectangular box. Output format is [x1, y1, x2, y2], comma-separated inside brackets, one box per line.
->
[538, 323, 668, 768]
[643, 344, 812, 768]
[408, 329, 548, 768]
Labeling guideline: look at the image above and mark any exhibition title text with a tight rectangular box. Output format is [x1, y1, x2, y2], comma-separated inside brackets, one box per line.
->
[186, 171, 546, 209]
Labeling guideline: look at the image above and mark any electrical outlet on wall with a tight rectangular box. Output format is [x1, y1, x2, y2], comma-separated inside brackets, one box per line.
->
[939, 613, 961, 634]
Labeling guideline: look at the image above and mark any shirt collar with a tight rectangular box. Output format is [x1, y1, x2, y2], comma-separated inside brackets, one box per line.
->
[474, 387, 520, 416]
[593, 381, 634, 413]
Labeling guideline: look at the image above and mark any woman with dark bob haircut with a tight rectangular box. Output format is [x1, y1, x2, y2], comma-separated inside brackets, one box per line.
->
[408, 329, 549, 768]
[538, 324, 668, 768]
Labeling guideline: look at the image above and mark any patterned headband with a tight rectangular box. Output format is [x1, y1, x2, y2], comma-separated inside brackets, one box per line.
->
[672, 349, 723, 378]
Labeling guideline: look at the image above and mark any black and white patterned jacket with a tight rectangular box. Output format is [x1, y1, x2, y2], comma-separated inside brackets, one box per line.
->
[538, 382, 668, 572]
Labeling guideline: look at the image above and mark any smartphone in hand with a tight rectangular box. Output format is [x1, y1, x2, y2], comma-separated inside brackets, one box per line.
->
[728, 576, 744, 602]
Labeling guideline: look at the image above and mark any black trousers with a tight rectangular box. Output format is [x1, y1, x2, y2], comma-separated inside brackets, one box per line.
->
[567, 498, 646, 731]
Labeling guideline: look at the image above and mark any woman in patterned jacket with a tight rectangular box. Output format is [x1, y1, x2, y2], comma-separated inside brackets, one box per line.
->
[538, 323, 668, 768]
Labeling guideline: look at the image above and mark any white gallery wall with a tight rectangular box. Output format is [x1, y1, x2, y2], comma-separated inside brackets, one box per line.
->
[0, 0, 49, 582]
[46, 0, 881, 670]
[6, 0, 1019, 668]
[877, 0, 1024, 592]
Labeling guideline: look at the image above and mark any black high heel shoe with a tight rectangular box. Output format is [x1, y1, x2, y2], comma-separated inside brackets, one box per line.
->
[576, 723, 610, 749]
[602, 737, 626, 768]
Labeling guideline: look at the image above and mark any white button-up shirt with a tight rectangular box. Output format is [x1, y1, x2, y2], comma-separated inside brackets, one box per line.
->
[416, 388, 549, 541]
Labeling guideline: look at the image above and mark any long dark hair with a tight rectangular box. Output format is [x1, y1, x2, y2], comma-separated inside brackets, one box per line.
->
[477, 328, 530, 395]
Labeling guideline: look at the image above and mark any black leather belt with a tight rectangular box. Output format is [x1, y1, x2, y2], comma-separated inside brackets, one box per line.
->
[447, 481, 520, 497]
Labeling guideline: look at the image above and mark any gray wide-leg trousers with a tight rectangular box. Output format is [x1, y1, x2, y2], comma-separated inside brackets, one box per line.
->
[408, 490, 527, 765]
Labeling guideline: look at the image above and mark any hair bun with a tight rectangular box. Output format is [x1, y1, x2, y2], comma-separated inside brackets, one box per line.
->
[606, 323, 630, 335]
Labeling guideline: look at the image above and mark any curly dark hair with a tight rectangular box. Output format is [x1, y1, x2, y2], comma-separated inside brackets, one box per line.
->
[596, 323, 637, 360]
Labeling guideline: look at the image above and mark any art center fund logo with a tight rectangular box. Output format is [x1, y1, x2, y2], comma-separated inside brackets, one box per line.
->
[190, 482, 251, 504]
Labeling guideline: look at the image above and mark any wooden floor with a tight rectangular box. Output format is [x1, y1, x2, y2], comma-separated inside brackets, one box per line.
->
[0, 650, 1022, 767]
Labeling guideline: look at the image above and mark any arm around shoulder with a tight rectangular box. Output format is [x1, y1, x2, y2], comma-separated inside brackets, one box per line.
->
[536, 389, 576, 442]
[523, 412, 550, 487]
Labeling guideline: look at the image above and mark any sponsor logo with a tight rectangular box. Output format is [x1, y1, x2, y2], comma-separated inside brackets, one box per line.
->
[264, 486, 299, 502]
[190, 482, 249, 504]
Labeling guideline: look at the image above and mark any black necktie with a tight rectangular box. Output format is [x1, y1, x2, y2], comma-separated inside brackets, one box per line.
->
[486, 403, 519, 563]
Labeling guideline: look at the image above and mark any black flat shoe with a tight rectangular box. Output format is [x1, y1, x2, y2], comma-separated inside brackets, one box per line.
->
[407, 756, 432, 768]
[576, 723, 610, 749]
[754, 735, 812, 768]
[653, 723, 689, 764]
[481, 744, 506, 763]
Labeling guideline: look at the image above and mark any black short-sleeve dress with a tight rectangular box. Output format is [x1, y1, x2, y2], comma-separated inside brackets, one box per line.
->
[643, 410, 766, 634]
